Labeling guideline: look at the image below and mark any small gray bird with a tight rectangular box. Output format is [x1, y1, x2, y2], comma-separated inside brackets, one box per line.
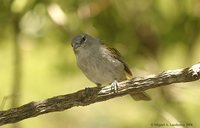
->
[71, 33, 151, 101]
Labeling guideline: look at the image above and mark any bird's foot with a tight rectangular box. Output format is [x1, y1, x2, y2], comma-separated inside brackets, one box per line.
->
[84, 87, 93, 97]
[111, 80, 119, 93]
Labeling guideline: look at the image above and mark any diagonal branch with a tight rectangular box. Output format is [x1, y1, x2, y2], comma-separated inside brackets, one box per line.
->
[0, 63, 200, 126]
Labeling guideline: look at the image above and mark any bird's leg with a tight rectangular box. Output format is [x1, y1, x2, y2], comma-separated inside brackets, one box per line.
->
[111, 80, 119, 93]
[82, 83, 102, 98]
[84, 87, 93, 97]
[96, 83, 102, 88]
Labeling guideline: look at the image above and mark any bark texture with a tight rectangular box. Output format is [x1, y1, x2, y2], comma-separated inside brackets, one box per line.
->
[0, 63, 200, 126]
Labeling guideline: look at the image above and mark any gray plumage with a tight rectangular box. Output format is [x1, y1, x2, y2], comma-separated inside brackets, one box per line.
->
[71, 33, 150, 101]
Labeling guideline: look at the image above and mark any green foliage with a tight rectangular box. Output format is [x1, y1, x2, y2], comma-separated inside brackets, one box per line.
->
[0, 0, 200, 127]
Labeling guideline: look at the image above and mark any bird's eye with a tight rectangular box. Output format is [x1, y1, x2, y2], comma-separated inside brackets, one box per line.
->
[80, 35, 86, 43]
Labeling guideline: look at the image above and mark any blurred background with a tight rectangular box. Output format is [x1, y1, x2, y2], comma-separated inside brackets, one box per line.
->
[0, 0, 200, 127]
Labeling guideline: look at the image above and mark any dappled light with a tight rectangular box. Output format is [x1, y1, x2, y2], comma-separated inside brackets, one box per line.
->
[0, 0, 200, 128]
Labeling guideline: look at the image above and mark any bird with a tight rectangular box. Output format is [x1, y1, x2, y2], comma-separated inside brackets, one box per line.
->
[71, 33, 151, 101]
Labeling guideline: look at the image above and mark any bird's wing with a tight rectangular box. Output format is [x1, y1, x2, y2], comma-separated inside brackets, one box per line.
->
[105, 45, 133, 78]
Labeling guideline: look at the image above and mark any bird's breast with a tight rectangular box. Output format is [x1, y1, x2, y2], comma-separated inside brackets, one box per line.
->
[76, 50, 126, 85]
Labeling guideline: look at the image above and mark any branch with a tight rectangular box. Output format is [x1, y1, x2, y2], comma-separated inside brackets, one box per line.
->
[1, 63, 200, 126]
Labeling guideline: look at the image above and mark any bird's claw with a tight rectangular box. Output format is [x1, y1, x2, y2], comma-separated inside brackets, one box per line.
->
[111, 80, 119, 93]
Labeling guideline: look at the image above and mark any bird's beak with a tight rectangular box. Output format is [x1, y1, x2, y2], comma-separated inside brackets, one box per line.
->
[72, 41, 81, 49]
